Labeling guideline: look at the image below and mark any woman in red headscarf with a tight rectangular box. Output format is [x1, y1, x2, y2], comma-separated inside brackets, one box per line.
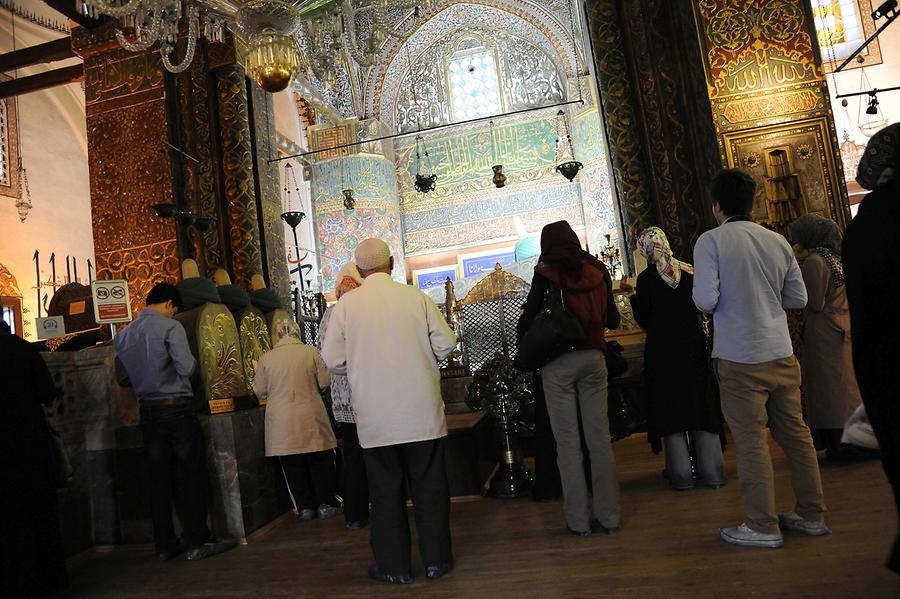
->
[517, 221, 622, 535]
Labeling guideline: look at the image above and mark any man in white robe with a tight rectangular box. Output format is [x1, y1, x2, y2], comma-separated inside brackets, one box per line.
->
[321, 238, 457, 584]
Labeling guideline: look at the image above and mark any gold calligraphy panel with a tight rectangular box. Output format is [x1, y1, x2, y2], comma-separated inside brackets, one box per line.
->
[694, 0, 829, 132]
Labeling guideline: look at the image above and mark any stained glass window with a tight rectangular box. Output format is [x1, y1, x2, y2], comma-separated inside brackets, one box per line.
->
[812, 0, 865, 63]
[447, 44, 503, 122]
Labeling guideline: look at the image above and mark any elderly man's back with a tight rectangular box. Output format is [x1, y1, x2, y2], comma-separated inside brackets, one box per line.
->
[320, 237, 457, 584]
[322, 271, 456, 449]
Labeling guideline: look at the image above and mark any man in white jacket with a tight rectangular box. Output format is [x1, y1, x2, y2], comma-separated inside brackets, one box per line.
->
[321, 238, 457, 584]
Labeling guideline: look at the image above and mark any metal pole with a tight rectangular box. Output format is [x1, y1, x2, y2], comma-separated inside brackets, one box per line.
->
[835, 85, 900, 99]
[268, 99, 586, 164]
[835, 12, 899, 72]
[33, 249, 41, 319]
[291, 226, 305, 292]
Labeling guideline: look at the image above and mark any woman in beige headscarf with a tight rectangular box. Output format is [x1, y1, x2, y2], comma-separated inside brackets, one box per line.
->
[624, 227, 725, 490]
[318, 262, 369, 530]
[254, 319, 340, 521]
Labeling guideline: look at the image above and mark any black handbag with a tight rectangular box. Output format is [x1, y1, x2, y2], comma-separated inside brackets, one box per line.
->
[605, 340, 628, 379]
[514, 283, 585, 371]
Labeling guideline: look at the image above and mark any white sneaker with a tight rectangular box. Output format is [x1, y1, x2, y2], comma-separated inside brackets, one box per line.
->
[719, 523, 784, 548]
[778, 511, 832, 536]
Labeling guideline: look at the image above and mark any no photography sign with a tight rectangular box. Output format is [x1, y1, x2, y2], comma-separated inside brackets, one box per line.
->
[91, 280, 133, 324]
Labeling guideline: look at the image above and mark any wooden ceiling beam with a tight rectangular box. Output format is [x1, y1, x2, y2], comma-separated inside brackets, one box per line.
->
[0, 38, 77, 73]
[0, 64, 84, 99]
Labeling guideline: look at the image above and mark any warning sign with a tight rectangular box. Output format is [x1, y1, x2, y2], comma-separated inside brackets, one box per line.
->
[35, 316, 66, 340]
[91, 280, 133, 324]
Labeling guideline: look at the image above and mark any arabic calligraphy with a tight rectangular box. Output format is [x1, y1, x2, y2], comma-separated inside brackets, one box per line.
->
[722, 89, 820, 123]
[84, 50, 165, 106]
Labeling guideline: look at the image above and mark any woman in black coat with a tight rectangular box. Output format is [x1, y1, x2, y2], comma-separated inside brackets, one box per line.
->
[0, 321, 68, 596]
[843, 123, 900, 574]
[623, 227, 725, 490]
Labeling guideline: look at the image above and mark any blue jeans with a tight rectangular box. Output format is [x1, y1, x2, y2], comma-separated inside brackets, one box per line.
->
[664, 430, 726, 489]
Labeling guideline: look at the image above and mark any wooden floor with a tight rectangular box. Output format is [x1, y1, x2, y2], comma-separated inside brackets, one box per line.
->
[66, 433, 900, 598]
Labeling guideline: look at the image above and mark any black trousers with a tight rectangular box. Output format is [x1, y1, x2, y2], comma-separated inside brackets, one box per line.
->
[339, 423, 370, 522]
[140, 404, 211, 551]
[856, 351, 900, 573]
[280, 450, 338, 510]
[363, 438, 452, 577]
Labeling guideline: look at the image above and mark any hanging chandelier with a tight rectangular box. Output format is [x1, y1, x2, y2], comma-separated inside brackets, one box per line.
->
[79, 0, 431, 93]
[298, 0, 430, 85]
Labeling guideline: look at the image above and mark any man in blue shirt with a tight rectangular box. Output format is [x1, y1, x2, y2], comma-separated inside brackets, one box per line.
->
[115, 283, 235, 561]
[693, 169, 828, 548]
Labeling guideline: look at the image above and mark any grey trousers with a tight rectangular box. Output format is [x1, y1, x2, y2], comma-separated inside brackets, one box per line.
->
[542, 349, 621, 531]
[664, 430, 726, 489]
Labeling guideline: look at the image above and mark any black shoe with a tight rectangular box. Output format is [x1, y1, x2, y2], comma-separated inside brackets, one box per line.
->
[345, 519, 369, 531]
[425, 562, 453, 580]
[368, 565, 414, 585]
[567, 526, 591, 537]
[156, 541, 184, 562]
[185, 538, 238, 561]
[589, 519, 622, 535]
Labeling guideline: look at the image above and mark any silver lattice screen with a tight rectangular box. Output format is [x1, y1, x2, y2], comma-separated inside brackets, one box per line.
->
[459, 297, 524, 374]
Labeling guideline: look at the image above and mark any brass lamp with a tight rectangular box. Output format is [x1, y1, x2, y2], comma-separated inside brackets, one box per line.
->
[246, 29, 304, 93]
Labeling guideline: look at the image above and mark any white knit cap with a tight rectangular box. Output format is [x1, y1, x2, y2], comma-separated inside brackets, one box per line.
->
[354, 238, 391, 271]
[335, 261, 364, 285]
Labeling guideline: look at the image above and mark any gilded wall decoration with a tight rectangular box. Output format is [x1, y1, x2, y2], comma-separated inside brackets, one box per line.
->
[0, 262, 22, 297]
[86, 100, 174, 255]
[190, 44, 225, 272]
[694, 0, 850, 227]
[585, 0, 720, 259]
[694, 0, 825, 132]
[722, 118, 845, 227]
[250, 85, 292, 308]
[94, 239, 180, 313]
[584, 0, 655, 251]
[216, 65, 264, 288]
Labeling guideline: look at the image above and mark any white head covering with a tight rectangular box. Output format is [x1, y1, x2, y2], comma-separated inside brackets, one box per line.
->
[276, 319, 302, 341]
[354, 238, 391, 271]
[637, 227, 693, 289]
[335, 262, 364, 286]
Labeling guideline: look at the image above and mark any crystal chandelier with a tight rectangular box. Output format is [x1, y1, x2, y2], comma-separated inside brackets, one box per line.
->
[297, 1, 430, 85]
[79, 0, 431, 93]
[79, 0, 227, 73]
